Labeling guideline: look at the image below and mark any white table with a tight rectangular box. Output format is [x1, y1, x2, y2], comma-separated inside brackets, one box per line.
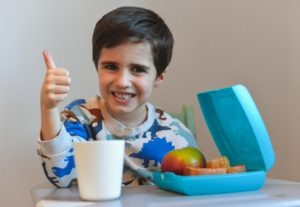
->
[31, 178, 300, 207]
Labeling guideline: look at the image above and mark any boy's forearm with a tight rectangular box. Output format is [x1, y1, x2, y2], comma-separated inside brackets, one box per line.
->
[40, 104, 62, 141]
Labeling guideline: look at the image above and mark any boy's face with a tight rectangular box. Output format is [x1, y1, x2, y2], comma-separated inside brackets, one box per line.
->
[97, 42, 166, 123]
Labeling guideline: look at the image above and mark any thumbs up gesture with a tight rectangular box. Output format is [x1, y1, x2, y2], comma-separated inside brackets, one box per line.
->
[40, 50, 71, 109]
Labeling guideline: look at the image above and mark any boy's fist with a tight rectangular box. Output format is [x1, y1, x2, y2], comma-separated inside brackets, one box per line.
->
[40, 50, 71, 109]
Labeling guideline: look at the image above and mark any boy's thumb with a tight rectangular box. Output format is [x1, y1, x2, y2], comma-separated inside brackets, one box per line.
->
[43, 50, 56, 70]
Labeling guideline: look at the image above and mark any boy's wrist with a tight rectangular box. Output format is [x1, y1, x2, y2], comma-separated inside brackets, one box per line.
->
[40, 103, 62, 141]
[40, 102, 58, 111]
[40, 97, 59, 110]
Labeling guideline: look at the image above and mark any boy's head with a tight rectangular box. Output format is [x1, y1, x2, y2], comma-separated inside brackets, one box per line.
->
[92, 6, 174, 78]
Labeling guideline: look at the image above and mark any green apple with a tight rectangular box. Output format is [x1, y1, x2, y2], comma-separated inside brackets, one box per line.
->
[161, 146, 206, 175]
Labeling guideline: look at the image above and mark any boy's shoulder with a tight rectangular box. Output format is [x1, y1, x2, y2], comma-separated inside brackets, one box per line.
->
[150, 104, 177, 124]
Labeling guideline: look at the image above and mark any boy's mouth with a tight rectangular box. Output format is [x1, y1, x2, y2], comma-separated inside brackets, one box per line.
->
[112, 92, 135, 100]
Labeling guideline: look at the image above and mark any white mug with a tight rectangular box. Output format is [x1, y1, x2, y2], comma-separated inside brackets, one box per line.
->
[74, 140, 125, 201]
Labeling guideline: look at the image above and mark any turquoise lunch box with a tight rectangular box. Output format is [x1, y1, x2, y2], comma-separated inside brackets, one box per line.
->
[153, 84, 275, 195]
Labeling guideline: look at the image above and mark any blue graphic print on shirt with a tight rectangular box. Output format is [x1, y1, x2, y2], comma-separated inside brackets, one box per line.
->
[138, 119, 172, 139]
[65, 99, 86, 110]
[52, 149, 75, 178]
[42, 162, 59, 187]
[129, 137, 174, 168]
[64, 121, 87, 139]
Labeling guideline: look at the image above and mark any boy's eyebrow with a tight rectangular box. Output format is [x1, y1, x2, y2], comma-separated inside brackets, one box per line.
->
[101, 61, 150, 70]
[130, 63, 150, 70]
[100, 61, 118, 65]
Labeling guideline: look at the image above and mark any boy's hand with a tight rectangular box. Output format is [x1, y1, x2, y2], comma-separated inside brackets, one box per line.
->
[40, 50, 71, 109]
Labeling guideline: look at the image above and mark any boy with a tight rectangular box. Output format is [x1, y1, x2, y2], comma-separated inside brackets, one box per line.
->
[38, 6, 197, 187]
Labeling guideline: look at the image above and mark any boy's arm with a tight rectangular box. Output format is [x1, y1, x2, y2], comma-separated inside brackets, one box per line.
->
[38, 124, 81, 188]
[40, 50, 71, 141]
[38, 104, 90, 188]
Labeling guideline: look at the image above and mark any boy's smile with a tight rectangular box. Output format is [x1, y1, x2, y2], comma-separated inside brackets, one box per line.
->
[97, 42, 166, 127]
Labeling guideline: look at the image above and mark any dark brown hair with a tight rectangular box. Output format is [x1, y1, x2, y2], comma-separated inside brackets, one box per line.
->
[92, 6, 174, 77]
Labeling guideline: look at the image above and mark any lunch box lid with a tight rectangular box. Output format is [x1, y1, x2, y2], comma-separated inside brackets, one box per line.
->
[196, 85, 275, 171]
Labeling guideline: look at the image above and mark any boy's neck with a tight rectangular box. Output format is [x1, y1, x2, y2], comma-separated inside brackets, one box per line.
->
[105, 104, 148, 128]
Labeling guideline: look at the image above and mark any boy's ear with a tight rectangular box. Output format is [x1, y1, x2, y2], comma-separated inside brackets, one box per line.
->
[154, 68, 168, 87]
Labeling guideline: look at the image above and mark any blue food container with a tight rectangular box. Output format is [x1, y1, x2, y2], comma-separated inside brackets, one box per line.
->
[153, 85, 275, 195]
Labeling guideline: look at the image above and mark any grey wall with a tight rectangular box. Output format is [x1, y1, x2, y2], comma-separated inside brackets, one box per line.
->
[1, 0, 299, 206]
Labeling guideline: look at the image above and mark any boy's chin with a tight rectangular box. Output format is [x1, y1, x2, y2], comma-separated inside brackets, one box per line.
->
[108, 104, 146, 116]
[106, 103, 133, 114]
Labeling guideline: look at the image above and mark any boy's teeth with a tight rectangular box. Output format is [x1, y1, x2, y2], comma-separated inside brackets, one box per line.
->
[114, 93, 133, 100]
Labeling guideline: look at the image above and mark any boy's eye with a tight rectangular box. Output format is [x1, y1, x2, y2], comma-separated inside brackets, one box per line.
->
[132, 67, 145, 73]
[105, 65, 118, 70]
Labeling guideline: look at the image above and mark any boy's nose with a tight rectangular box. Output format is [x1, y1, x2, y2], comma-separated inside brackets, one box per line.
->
[114, 70, 132, 88]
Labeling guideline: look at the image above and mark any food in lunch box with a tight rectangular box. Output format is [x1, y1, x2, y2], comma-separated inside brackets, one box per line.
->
[211, 156, 230, 168]
[161, 146, 206, 175]
[183, 155, 247, 176]
[227, 164, 246, 173]
[183, 166, 227, 175]
[206, 160, 212, 168]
